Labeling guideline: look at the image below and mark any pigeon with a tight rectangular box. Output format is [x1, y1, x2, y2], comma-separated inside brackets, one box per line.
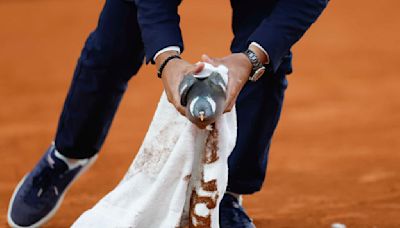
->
[179, 71, 227, 128]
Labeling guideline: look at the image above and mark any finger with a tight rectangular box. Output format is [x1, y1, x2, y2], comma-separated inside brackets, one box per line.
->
[224, 107, 232, 113]
[201, 54, 213, 63]
[223, 92, 235, 113]
[192, 62, 205, 74]
[224, 95, 237, 113]
[165, 90, 173, 104]
[171, 97, 186, 115]
[201, 54, 220, 67]
[223, 98, 234, 113]
[224, 96, 237, 113]
[176, 105, 186, 116]
[223, 82, 240, 113]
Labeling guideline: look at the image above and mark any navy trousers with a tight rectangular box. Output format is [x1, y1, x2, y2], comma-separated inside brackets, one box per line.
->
[55, 0, 287, 194]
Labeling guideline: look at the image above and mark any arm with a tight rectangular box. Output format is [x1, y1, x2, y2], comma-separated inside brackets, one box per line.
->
[134, 0, 183, 63]
[248, 0, 329, 72]
[134, 0, 205, 116]
[155, 50, 205, 116]
[203, 0, 329, 112]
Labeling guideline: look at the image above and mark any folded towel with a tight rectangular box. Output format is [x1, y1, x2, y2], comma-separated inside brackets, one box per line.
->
[72, 63, 237, 228]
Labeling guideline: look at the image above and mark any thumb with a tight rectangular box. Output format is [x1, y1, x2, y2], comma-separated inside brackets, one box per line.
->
[193, 62, 205, 74]
[201, 54, 219, 67]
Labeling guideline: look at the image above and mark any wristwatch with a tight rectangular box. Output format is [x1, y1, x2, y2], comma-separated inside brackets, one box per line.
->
[243, 49, 266, 82]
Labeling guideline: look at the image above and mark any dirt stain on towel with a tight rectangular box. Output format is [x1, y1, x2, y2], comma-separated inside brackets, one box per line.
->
[204, 125, 219, 164]
[189, 125, 220, 228]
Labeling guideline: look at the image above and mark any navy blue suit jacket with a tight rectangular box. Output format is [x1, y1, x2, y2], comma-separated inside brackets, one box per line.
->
[134, 0, 328, 74]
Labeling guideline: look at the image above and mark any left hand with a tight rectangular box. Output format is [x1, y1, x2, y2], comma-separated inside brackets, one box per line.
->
[155, 51, 205, 116]
[201, 53, 252, 113]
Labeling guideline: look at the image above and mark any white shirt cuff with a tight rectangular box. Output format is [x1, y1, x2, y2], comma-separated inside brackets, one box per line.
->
[153, 46, 181, 61]
[249, 42, 269, 64]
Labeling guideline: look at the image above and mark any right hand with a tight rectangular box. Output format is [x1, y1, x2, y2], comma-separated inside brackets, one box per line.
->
[155, 51, 204, 116]
[201, 54, 252, 113]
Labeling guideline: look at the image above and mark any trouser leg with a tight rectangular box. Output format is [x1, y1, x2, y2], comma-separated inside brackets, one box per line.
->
[55, 0, 144, 159]
[226, 71, 288, 194]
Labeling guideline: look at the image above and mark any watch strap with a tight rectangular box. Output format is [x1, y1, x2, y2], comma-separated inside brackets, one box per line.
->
[243, 49, 263, 73]
[243, 49, 266, 81]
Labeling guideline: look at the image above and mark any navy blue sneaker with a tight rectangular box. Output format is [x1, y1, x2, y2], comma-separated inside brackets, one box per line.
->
[7, 144, 96, 228]
[220, 193, 256, 228]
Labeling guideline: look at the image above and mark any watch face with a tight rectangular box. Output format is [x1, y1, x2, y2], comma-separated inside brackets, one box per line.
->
[250, 67, 266, 81]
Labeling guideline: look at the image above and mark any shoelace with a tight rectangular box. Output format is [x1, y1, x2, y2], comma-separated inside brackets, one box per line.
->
[24, 158, 69, 206]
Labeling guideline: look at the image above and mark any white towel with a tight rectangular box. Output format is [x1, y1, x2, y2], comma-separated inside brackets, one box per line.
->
[72, 64, 237, 228]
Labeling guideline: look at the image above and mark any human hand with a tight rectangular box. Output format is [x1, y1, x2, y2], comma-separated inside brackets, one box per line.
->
[201, 53, 252, 113]
[156, 51, 204, 115]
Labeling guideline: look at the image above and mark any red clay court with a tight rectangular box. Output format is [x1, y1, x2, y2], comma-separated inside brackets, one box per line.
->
[1, 0, 399, 227]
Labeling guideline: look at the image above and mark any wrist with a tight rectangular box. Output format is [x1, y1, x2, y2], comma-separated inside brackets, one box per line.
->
[239, 53, 253, 73]
[155, 50, 180, 69]
[242, 49, 266, 82]
[249, 43, 269, 65]
[156, 51, 181, 78]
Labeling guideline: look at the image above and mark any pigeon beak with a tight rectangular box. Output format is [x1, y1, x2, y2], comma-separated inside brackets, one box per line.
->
[199, 111, 205, 122]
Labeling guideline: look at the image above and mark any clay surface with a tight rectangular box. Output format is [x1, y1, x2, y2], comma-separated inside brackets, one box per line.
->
[1, 0, 400, 227]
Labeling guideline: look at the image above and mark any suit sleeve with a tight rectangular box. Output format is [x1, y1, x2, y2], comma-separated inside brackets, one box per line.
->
[134, 0, 183, 63]
[248, 0, 329, 72]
